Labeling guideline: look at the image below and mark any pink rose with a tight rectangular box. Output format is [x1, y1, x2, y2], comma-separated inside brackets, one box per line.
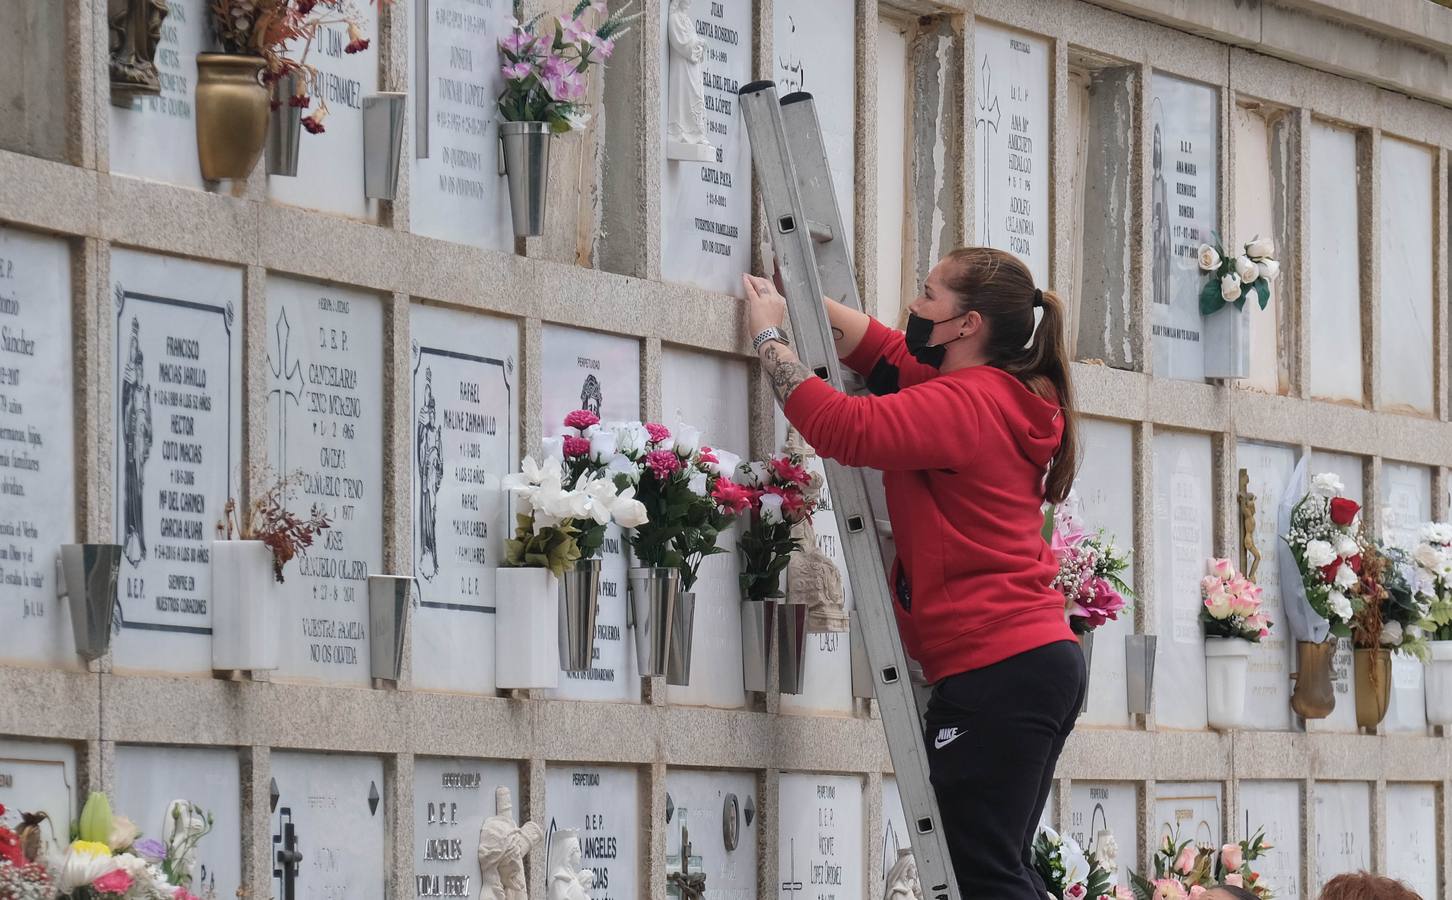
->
[1209, 558, 1235, 579]
[1221, 842, 1244, 870]
[1224, 873, 1243, 887]
[1174, 845, 1198, 874]
[1154, 880, 1188, 900]
[92, 869, 134, 895]
[1189, 888, 1207, 899]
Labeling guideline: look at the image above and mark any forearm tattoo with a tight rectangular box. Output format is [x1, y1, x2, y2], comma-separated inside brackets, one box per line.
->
[762, 342, 811, 406]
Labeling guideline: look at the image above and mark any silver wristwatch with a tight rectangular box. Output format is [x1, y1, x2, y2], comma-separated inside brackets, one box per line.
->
[752, 326, 790, 352]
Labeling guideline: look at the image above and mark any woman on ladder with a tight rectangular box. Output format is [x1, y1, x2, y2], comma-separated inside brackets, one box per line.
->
[743, 246, 1084, 900]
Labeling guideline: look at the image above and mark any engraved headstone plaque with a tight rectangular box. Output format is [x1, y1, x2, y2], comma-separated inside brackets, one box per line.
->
[109, 0, 209, 189]
[410, 304, 518, 694]
[1153, 431, 1213, 730]
[0, 227, 77, 667]
[1236, 442, 1298, 731]
[113, 745, 241, 899]
[973, 21, 1050, 285]
[1378, 138, 1435, 414]
[1076, 419, 1135, 726]
[1308, 123, 1364, 404]
[0, 738, 76, 854]
[1154, 782, 1222, 849]
[1149, 74, 1218, 383]
[660, 0, 753, 295]
[266, 278, 384, 684]
[1069, 782, 1139, 886]
[778, 773, 863, 900]
[1384, 783, 1437, 898]
[544, 765, 640, 900]
[662, 348, 749, 708]
[413, 757, 521, 900]
[880, 776, 909, 892]
[270, 752, 386, 900]
[1238, 781, 1302, 900]
[110, 250, 242, 674]
[540, 326, 640, 703]
[664, 769, 758, 899]
[1313, 781, 1369, 892]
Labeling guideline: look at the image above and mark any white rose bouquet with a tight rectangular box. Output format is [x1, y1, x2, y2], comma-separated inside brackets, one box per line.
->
[1197, 233, 1279, 316]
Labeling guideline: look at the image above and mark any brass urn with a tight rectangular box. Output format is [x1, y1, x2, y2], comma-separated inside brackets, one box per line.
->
[1289, 638, 1338, 719]
[195, 53, 270, 181]
[1353, 647, 1392, 729]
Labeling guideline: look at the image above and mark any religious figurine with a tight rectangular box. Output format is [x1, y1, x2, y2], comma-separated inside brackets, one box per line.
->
[783, 429, 846, 633]
[121, 316, 153, 567]
[478, 787, 543, 900]
[1238, 468, 1262, 581]
[109, 0, 170, 102]
[416, 368, 443, 580]
[666, 824, 707, 900]
[546, 829, 596, 900]
[883, 848, 922, 900]
[665, 0, 716, 161]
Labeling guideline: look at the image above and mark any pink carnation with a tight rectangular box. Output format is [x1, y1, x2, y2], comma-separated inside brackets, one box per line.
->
[698, 446, 719, 465]
[645, 422, 671, 444]
[562, 436, 591, 458]
[563, 409, 600, 430]
[92, 869, 134, 895]
[645, 449, 683, 480]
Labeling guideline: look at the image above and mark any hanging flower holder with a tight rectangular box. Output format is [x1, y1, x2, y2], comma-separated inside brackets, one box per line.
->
[1290, 639, 1339, 719]
[210, 540, 281, 672]
[558, 557, 601, 674]
[495, 567, 562, 689]
[195, 53, 270, 180]
[849, 610, 874, 700]
[1204, 637, 1252, 730]
[363, 92, 407, 200]
[1076, 630, 1093, 716]
[57, 544, 123, 662]
[1197, 234, 1280, 380]
[778, 600, 809, 695]
[665, 590, 696, 687]
[368, 574, 413, 684]
[740, 598, 776, 692]
[1125, 634, 1156, 715]
[266, 72, 303, 177]
[628, 566, 678, 678]
[1353, 647, 1392, 729]
[498, 122, 552, 237]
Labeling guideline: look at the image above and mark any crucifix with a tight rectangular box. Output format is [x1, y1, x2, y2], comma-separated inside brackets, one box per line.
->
[780, 838, 803, 898]
[268, 308, 305, 477]
[975, 55, 1001, 245]
[1238, 468, 1262, 581]
[667, 824, 707, 900]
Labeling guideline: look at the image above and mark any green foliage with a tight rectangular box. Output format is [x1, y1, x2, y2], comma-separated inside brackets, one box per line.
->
[739, 520, 801, 601]
[503, 513, 582, 578]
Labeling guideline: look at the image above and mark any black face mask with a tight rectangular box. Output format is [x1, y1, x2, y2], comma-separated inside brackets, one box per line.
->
[903, 312, 965, 369]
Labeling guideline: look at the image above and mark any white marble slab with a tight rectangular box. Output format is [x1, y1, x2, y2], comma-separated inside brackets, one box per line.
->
[778, 773, 863, 900]
[773, 0, 855, 249]
[544, 764, 640, 900]
[113, 745, 241, 898]
[108, 0, 209, 189]
[1069, 782, 1139, 886]
[1312, 781, 1370, 892]
[0, 227, 77, 668]
[1233, 106, 1285, 394]
[1236, 441, 1299, 731]
[973, 20, 1051, 285]
[409, 304, 519, 694]
[412, 757, 522, 900]
[110, 249, 243, 674]
[1307, 122, 1364, 404]
[1384, 783, 1438, 899]
[1149, 74, 1218, 383]
[540, 325, 640, 703]
[1237, 780, 1302, 900]
[1152, 431, 1214, 730]
[660, 0, 754, 296]
[880, 776, 909, 891]
[0, 738, 77, 856]
[1382, 461, 1431, 733]
[875, 20, 909, 323]
[1153, 781, 1222, 848]
[270, 751, 386, 900]
[267, 6, 381, 219]
[1075, 418, 1136, 727]
[661, 348, 749, 708]
[266, 278, 385, 685]
[408, 0, 515, 249]
[664, 768, 759, 899]
[1378, 138, 1435, 414]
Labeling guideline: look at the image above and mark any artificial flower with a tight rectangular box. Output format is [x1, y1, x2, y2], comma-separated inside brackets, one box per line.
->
[56, 840, 118, 892]
[1246, 235, 1275, 258]
[644, 449, 682, 480]
[759, 492, 785, 526]
[108, 815, 140, 852]
[673, 424, 701, 457]
[686, 471, 709, 497]
[132, 836, 166, 862]
[563, 409, 600, 430]
[1311, 472, 1345, 496]
[1224, 873, 1244, 887]
[609, 487, 649, 528]
[589, 429, 618, 462]
[1197, 244, 1222, 271]
[501, 61, 533, 81]
[1335, 534, 1360, 559]
[1304, 540, 1336, 569]
[1235, 255, 1259, 284]
[91, 868, 133, 894]
[644, 422, 671, 444]
[770, 455, 812, 485]
[1155, 879, 1189, 900]
[1173, 845, 1197, 875]
[1220, 273, 1242, 302]
[1334, 563, 1359, 590]
[711, 478, 756, 516]
[1328, 589, 1353, 620]
[1329, 497, 1360, 526]
[562, 435, 591, 458]
[1220, 843, 1243, 870]
[707, 448, 741, 480]
[1381, 620, 1404, 646]
[1258, 258, 1280, 281]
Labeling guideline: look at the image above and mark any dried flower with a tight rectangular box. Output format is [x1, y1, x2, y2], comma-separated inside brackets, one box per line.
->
[217, 470, 331, 583]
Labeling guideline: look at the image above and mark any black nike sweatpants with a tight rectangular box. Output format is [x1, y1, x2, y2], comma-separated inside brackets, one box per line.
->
[923, 639, 1086, 899]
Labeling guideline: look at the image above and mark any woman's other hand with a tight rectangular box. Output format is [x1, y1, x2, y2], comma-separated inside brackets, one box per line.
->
[743, 273, 788, 337]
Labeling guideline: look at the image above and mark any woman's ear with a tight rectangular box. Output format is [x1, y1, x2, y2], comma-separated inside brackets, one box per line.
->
[960, 309, 984, 337]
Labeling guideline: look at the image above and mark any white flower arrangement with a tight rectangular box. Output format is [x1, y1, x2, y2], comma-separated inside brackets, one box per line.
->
[1197, 234, 1279, 316]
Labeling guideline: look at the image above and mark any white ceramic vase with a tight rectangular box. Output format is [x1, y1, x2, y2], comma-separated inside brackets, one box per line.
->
[210, 540, 280, 671]
[495, 567, 561, 689]
[1204, 636, 1252, 730]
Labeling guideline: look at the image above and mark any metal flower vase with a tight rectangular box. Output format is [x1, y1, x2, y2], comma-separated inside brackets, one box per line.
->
[498, 121, 552, 237]
[57, 544, 123, 662]
[1290, 638, 1338, 719]
[195, 53, 269, 180]
[849, 611, 874, 699]
[558, 557, 601, 673]
[363, 92, 407, 200]
[1353, 647, 1392, 730]
[740, 598, 777, 692]
[1125, 633, 1157, 715]
[266, 72, 302, 177]
[666, 590, 696, 686]
[1077, 630, 1094, 715]
[778, 600, 809, 695]
[628, 566, 678, 677]
[368, 574, 413, 684]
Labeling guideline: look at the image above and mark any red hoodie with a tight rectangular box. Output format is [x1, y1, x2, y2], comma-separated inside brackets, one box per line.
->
[783, 317, 1073, 682]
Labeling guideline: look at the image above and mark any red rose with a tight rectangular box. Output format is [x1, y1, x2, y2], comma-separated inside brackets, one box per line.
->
[1320, 562, 1341, 584]
[1346, 553, 1362, 574]
[1329, 497, 1360, 526]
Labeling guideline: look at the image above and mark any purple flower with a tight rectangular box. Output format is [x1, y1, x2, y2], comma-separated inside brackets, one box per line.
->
[539, 53, 571, 81]
[133, 837, 166, 861]
[558, 15, 591, 45]
[501, 61, 533, 81]
[594, 36, 617, 59]
[499, 27, 537, 56]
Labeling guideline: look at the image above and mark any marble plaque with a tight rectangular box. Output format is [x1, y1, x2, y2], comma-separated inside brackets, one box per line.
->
[1306, 452, 1362, 734]
[540, 326, 640, 703]
[875, 20, 909, 323]
[1236, 442, 1298, 731]
[1381, 461, 1431, 733]
[880, 777, 908, 890]
[1308, 122, 1364, 404]
[1153, 782, 1222, 848]
[270, 752, 386, 900]
[1238, 781, 1302, 900]
[664, 769, 758, 899]
[0, 738, 77, 854]
[1149, 74, 1218, 382]
[661, 348, 749, 708]
[409, 0, 514, 249]
[0, 227, 77, 667]
[544, 765, 640, 900]
[773, 0, 855, 248]
[111, 250, 242, 674]
[1075, 419, 1135, 726]
[1233, 106, 1285, 393]
[973, 21, 1050, 285]
[1384, 783, 1438, 898]
[1069, 782, 1139, 886]
[1312, 781, 1369, 892]
[266, 278, 384, 684]
[1379, 138, 1435, 414]
[1152, 431, 1213, 730]
[268, 7, 381, 219]
[412, 757, 521, 900]
[109, 0, 208, 189]
[778, 773, 863, 900]
[660, 0, 753, 296]
[113, 745, 241, 898]
[409, 304, 518, 694]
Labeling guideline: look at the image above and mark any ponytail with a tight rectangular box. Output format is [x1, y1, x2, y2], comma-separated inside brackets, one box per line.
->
[941, 248, 1080, 504]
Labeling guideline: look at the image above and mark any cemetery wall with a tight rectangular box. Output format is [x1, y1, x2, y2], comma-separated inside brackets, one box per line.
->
[2, 1, 1452, 898]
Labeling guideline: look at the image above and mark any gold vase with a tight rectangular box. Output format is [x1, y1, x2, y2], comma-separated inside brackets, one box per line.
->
[1290, 639, 1338, 719]
[1353, 647, 1392, 729]
[195, 53, 269, 181]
